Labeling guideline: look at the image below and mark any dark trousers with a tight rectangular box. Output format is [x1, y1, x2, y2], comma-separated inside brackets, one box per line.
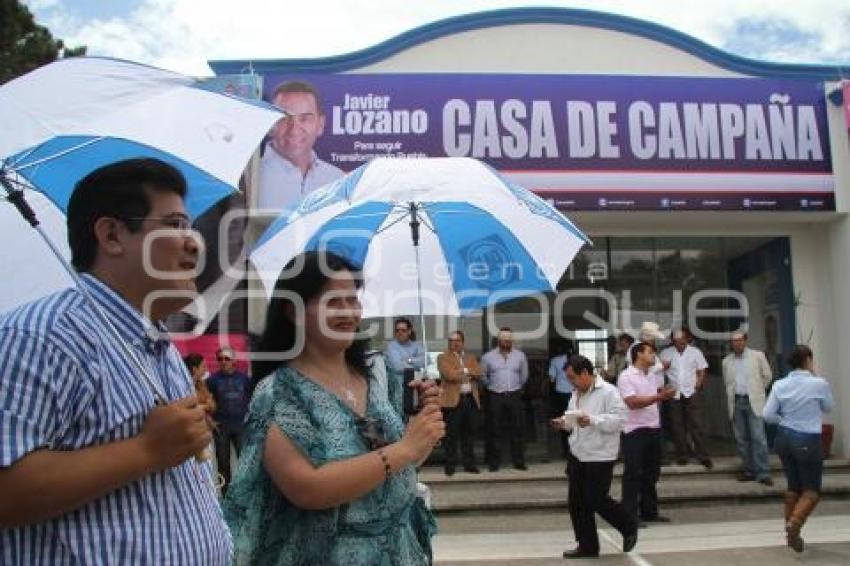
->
[485, 390, 525, 468]
[214, 424, 244, 490]
[549, 391, 572, 459]
[622, 428, 662, 521]
[775, 426, 824, 493]
[444, 394, 479, 468]
[567, 455, 636, 555]
[669, 393, 709, 461]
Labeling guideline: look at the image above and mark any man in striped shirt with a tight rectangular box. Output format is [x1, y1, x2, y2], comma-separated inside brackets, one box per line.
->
[0, 159, 231, 564]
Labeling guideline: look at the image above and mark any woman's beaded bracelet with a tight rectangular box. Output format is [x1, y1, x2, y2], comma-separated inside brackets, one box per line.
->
[377, 448, 392, 480]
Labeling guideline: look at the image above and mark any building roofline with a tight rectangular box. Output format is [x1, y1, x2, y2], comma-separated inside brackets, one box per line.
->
[208, 7, 850, 80]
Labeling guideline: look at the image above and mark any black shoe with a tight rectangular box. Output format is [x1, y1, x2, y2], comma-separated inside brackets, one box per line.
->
[444, 466, 455, 476]
[758, 477, 774, 486]
[701, 459, 713, 470]
[463, 465, 481, 474]
[623, 531, 638, 553]
[488, 465, 499, 472]
[642, 515, 671, 523]
[737, 473, 756, 482]
[676, 458, 688, 466]
[562, 548, 599, 559]
[638, 521, 648, 529]
[514, 463, 528, 471]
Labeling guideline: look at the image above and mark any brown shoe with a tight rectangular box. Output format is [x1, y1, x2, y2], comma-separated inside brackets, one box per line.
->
[786, 491, 820, 553]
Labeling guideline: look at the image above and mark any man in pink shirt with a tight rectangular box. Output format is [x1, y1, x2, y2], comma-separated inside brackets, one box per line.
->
[619, 343, 676, 525]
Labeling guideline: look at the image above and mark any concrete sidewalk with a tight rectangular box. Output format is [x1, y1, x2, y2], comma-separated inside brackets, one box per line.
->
[434, 513, 850, 565]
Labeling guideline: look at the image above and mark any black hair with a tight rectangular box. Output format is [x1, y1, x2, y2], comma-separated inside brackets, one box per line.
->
[271, 80, 325, 114]
[565, 354, 594, 376]
[630, 342, 653, 364]
[183, 353, 204, 373]
[67, 158, 187, 272]
[253, 251, 367, 379]
[788, 344, 813, 370]
[618, 333, 635, 345]
[394, 317, 416, 341]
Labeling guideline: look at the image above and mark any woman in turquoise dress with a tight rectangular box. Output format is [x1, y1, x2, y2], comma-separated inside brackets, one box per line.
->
[224, 251, 445, 565]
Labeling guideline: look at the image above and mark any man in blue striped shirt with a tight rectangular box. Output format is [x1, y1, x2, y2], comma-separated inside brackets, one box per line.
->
[0, 159, 231, 564]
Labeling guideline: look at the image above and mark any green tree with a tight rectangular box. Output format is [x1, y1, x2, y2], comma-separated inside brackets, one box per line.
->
[1, 0, 86, 85]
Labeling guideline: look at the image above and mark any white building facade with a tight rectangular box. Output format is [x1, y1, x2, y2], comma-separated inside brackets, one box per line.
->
[211, 8, 850, 456]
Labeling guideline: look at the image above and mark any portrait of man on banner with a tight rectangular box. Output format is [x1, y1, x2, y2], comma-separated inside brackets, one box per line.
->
[257, 79, 344, 212]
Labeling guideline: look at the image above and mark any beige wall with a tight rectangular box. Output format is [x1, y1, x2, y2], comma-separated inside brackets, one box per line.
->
[354, 24, 745, 78]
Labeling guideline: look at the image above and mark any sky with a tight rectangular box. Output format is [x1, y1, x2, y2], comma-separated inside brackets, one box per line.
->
[23, 0, 850, 77]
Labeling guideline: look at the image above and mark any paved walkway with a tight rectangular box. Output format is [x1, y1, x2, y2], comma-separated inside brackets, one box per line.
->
[434, 514, 850, 565]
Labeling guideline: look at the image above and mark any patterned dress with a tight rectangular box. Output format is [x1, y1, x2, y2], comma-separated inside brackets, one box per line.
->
[223, 366, 436, 565]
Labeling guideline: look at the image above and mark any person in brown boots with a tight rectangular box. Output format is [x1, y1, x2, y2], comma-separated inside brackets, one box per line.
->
[763, 345, 835, 553]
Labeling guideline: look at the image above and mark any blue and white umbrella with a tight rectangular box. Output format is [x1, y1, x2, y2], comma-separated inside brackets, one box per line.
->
[251, 157, 590, 324]
[0, 56, 284, 314]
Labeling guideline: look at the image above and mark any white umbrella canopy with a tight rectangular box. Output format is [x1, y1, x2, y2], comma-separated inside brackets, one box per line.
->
[0, 57, 278, 198]
[0, 57, 284, 314]
[251, 157, 591, 319]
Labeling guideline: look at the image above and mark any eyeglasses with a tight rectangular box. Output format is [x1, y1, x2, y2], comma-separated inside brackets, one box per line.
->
[217, 356, 232, 362]
[395, 327, 409, 333]
[355, 417, 390, 450]
[122, 215, 193, 233]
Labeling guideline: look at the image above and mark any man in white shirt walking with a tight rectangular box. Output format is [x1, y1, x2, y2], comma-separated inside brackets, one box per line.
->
[552, 355, 637, 559]
[722, 331, 774, 485]
[660, 328, 712, 469]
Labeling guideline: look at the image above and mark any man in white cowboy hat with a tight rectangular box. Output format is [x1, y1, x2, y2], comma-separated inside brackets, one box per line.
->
[626, 322, 668, 387]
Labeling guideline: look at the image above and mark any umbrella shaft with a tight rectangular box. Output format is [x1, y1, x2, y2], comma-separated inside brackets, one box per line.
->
[406, 202, 428, 354]
[412, 225, 428, 356]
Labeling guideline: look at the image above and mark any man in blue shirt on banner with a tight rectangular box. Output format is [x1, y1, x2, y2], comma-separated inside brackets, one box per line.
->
[258, 80, 344, 211]
[0, 159, 231, 564]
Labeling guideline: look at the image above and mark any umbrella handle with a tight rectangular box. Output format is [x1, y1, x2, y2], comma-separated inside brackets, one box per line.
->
[4, 186, 40, 228]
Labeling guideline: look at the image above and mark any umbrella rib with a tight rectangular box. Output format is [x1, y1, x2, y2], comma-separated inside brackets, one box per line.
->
[373, 209, 409, 236]
[8, 137, 107, 173]
[4, 145, 41, 170]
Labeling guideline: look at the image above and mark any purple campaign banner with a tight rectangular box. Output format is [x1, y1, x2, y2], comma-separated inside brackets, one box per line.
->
[262, 73, 834, 211]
